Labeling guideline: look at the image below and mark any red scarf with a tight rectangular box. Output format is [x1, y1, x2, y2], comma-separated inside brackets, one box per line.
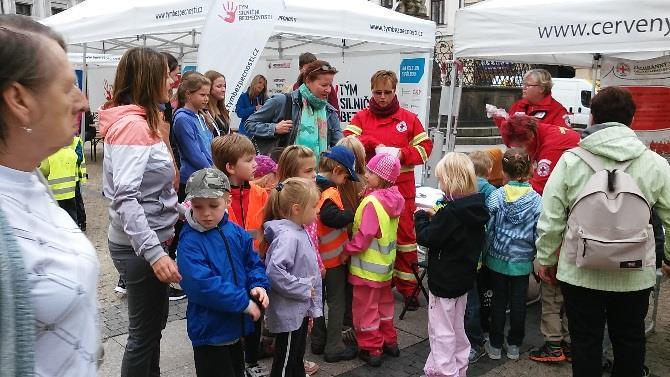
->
[369, 95, 400, 118]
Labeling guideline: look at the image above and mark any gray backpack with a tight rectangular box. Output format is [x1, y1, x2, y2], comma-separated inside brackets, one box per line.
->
[561, 147, 655, 271]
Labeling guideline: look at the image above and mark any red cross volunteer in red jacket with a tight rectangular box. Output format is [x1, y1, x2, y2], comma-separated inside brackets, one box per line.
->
[344, 70, 433, 309]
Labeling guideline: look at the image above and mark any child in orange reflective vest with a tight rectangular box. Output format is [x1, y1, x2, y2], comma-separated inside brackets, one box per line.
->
[310, 146, 360, 362]
[343, 153, 404, 367]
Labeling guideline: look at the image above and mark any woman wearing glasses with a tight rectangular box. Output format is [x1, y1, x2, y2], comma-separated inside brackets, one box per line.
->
[244, 60, 342, 156]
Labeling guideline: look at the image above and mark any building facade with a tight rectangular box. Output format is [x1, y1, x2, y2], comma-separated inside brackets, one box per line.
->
[1, 0, 83, 18]
[369, 0, 483, 33]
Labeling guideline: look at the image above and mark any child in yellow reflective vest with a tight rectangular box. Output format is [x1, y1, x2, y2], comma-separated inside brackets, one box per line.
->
[343, 153, 404, 367]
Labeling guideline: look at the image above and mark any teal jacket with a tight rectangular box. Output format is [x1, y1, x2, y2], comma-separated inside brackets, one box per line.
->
[537, 123, 670, 292]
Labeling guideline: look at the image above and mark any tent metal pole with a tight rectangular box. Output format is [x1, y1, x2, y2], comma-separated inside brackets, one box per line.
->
[591, 53, 601, 95]
[81, 43, 88, 137]
[445, 60, 457, 151]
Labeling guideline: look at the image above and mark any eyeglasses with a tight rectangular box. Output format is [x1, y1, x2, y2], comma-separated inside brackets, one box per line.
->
[307, 64, 336, 77]
[523, 83, 540, 88]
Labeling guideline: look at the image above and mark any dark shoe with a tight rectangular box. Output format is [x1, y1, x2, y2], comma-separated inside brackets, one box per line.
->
[560, 340, 571, 362]
[642, 365, 651, 377]
[529, 342, 566, 363]
[324, 346, 358, 363]
[358, 350, 382, 367]
[382, 343, 400, 358]
[114, 278, 126, 295]
[311, 343, 325, 355]
[168, 286, 186, 301]
[404, 296, 420, 311]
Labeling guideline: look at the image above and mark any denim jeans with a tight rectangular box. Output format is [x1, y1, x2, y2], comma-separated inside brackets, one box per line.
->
[489, 270, 529, 349]
[464, 281, 486, 348]
[109, 241, 169, 377]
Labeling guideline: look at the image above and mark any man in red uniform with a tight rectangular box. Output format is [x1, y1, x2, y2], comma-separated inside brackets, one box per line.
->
[344, 70, 433, 310]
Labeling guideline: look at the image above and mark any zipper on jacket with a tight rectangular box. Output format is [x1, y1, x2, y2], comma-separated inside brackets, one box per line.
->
[582, 239, 587, 258]
[217, 227, 246, 336]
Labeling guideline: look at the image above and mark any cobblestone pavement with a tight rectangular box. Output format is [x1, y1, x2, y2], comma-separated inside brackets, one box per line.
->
[84, 145, 669, 376]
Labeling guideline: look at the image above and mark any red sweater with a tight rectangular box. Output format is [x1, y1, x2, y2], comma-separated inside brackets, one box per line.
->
[526, 123, 580, 194]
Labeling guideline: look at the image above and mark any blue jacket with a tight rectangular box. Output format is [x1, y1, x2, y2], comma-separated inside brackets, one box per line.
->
[177, 210, 269, 347]
[244, 90, 342, 148]
[235, 91, 267, 136]
[485, 184, 542, 266]
[477, 177, 496, 201]
[173, 108, 213, 182]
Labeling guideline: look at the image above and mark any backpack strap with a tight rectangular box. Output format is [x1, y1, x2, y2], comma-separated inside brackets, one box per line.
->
[567, 147, 605, 172]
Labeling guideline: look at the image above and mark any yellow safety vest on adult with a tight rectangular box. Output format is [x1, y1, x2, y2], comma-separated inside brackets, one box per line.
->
[317, 187, 350, 269]
[40, 137, 79, 201]
[349, 195, 399, 282]
[73, 136, 88, 184]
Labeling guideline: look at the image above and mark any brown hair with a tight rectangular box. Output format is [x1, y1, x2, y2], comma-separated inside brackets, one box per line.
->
[179, 72, 211, 101]
[298, 52, 317, 69]
[0, 15, 66, 144]
[502, 147, 532, 181]
[248, 74, 268, 100]
[336, 136, 366, 215]
[301, 60, 338, 84]
[204, 70, 230, 123]
[176, 70, 197, 109]
[211, 134, 256, 176]
[111, 47, 168, 136]
[371, 70, 398, 89]
[469, 150, 493, 178]
[277, 145, 316, 181]
[435, 152, 478, 199]
[590, 86, 636, 126]
[263, 177, 320, 223]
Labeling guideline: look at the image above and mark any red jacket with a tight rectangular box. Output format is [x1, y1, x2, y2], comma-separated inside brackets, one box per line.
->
[344, 107, 432, 198]
[526, 123, 580, 195]
[495, 94, 569, 129]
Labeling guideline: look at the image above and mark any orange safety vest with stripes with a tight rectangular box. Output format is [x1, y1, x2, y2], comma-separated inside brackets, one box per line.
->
[228, 183, 268, 252]
[317, 187, 349, 269]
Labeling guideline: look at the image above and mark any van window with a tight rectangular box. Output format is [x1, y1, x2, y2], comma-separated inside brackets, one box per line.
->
[581, 90, 592, 108]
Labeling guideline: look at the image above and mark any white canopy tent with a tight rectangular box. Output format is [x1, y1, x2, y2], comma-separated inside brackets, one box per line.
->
[43, 0, 436, 61]
[453, 0, 670, 67]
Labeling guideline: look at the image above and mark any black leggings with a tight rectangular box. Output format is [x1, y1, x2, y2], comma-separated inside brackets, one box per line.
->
[193, 342, 245, 377]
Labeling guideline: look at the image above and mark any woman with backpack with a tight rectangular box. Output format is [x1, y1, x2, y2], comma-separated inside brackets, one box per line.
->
[244, 60, 342, 156]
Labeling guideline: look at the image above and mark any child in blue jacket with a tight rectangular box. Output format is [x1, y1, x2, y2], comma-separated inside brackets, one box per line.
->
[177, 168, 270, 377]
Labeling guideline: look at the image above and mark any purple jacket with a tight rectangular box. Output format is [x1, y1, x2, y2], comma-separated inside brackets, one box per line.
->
[264, 219, 323, 333]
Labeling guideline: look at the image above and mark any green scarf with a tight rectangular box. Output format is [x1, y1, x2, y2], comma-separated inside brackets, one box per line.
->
[297, 84, 328, 161]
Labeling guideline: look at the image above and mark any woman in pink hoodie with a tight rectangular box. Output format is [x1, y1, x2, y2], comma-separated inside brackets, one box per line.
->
[98, 47, 182, 376]
[344, 153, 405, 367]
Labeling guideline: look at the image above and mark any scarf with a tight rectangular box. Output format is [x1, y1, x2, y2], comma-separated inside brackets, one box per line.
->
[297, 84, 328, 161]
[369, 95, 400, 118]
[0, 207, 35, 377]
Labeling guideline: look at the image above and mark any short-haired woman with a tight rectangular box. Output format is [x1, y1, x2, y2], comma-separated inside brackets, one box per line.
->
[0, 15, 98, 376]
[245, 61, 342, 156]
[99, 47, 182, 376]
[236, 74, 268, 136]
[344, 69, 433, 311]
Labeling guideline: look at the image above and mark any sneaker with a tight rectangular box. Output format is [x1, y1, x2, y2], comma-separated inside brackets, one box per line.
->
[561, 340, 572, 362]
[245, 363, 269, 377]
[168, 286, 186, 301]
[506, 345, 520, 360]
[114, 278, 126, 295]
[484, 342, 501, 360]
[303, 359, 319, 375]
[529, 342, 566, 363]
[642, 365, 651, 377]
[468, 345, 486, 364]
[358, 350, 383, 367]
[404, 296, 420, 311]
[324, 345, 358, 363]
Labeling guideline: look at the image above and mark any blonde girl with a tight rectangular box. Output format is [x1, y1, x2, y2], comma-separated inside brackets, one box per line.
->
[414, 152, 490, 377]
[236, 74, 269, 135]
[336, 136, 367, 215]
[263, 178, 323, 377]
[173, 72, 213, 199]
[203, 70, 231, 136]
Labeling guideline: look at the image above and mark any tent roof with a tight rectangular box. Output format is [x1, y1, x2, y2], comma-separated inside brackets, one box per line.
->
[43, 0, 436, 60]
[453, 0, 670, 67]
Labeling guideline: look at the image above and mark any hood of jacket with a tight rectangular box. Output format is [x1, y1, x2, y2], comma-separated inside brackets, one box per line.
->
[579, 122, 646, 162]
[185, 209, 232, 233]
[174, 107, 200, 120]
[263, 219, 303, 245]
[501, 189, 540, 225]
[370, 186, 405, 218]
[98, 104, 147, 137]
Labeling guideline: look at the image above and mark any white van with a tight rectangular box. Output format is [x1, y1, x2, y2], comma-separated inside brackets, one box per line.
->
[551, 78, 593, 129]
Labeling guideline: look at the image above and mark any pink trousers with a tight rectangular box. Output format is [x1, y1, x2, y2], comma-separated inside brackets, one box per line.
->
[424, 292, 470, 377]
[352, 284, 398, 355]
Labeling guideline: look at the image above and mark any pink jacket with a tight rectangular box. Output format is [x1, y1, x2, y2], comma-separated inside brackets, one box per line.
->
[345, 186, 405, 287]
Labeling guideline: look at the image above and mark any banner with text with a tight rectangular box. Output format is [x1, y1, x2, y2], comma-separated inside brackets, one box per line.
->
[602, 55, 670, 154]
[198, 0, 285, 109]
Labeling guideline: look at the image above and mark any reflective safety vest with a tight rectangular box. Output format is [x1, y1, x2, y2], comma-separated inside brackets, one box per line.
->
[73, 136, 87, 184]
[41, 144, 78, 201]
[349, 195, 399, 282]
[228, 183, 267, 251]
[317, 187, 349, 269]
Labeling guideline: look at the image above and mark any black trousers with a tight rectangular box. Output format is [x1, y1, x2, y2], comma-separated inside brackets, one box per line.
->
[74, 182, 86, 229]
[193, 342, 245, 377]
[562, 282, 651, 377]
[270, 318, 308, 377]
[244, 319, 262, 365]
[58, 197, 78, 224]
[168, 183, 187, 259]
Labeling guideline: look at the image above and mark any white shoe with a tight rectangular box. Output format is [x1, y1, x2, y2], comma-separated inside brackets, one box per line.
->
[485, 341, 501, 360]
[506, 345, 520, 360]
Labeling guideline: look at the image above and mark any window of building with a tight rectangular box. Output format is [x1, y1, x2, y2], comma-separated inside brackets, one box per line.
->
[430, 0, 445, 25]
[15, 2, 32, 16]
[381, 0, 394, 9]
[51, 7, 65, 15]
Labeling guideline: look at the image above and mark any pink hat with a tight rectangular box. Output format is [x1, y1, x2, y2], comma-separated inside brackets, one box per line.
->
[254, 155, 278, 179]
[367, 153, 401, 184]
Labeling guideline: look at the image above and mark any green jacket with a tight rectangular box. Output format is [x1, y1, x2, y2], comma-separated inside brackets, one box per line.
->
[536, 123, 670, 292]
